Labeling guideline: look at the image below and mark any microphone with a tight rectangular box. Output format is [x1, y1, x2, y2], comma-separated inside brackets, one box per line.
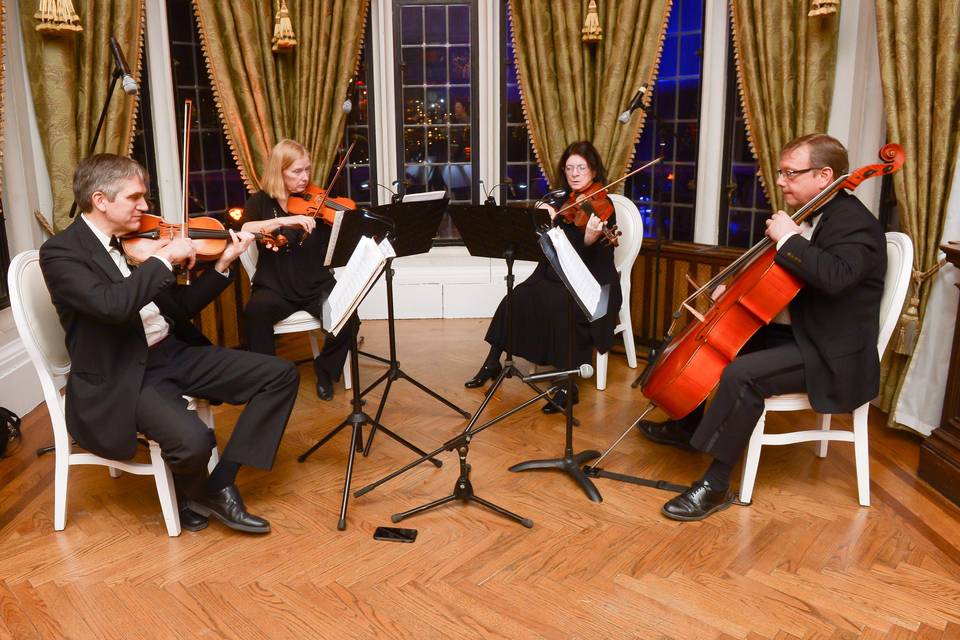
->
[522, 363, 594, 383]
[617, 84, 648, 124]
[109, 37, 139, 96]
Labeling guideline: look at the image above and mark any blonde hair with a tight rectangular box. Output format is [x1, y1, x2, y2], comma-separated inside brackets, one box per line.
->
[261, 139, 310, 199]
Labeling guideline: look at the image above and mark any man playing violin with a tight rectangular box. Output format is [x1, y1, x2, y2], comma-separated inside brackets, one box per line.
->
[638, 134, 886, 521]
[464, 140, 623, 412]
[40, 154, 300, 534]
[240, 139, 358, 401]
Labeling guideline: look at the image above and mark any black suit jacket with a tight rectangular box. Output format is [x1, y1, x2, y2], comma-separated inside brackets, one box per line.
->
[774, 191, 887, 414]
[39, 218, 232, 460]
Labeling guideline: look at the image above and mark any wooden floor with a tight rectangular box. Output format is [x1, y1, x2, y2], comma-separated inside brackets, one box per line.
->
[2, 318, 960, 639]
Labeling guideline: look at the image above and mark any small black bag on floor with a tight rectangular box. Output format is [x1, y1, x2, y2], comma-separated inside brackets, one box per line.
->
[0, 407, 22, 458]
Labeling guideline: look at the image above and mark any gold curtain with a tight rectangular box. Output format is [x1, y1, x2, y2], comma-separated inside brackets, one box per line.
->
[508, 0, 671, 187]
[1, 2, 6, 196]
[19, 1, 144, 231]
[876, 1, 960, 417]
[192, 0, 369, 192]
[730, 0, 839, 212]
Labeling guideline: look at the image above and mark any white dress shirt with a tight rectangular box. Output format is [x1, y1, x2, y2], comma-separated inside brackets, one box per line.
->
[771, 213, 820, 326]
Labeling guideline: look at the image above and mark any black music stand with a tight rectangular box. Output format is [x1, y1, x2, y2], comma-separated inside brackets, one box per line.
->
[508, 230, 609, 502]
[358, 197, 470, 457]
[298, 217, 441, 531]
[353, 204, 568, 527]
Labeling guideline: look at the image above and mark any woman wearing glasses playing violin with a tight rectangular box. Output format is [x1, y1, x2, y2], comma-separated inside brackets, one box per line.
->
[240, 139, 358, 401]
[464, 140, 623, 412]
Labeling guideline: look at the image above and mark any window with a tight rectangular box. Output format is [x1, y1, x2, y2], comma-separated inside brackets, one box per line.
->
[327, 17, 377, 208]
[395, 0, 479, 241]
[624, 0, 704, 242]
[501, 3, 548, 205]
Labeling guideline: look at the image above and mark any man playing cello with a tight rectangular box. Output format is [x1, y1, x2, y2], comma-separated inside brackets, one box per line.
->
[638, 134, 887, 521]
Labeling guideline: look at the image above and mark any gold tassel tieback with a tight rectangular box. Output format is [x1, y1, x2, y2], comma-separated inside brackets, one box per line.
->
[892, 258, 947, 356]
[272, 0, 297, 52]
[34, 0, 83, 35]
[582, 0, 602, 43]
[808, 0, 839, 17]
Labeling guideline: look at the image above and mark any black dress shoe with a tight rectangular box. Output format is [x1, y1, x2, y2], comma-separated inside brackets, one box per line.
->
[637, 419, 696, 451]
[542, 384, 579, 414]
[661, 480, 734, 521]
[189, 484, 271, 534]
[315, 369, 334, 401]
[464, 362, 502, 388]
[179, 506, 208, 532]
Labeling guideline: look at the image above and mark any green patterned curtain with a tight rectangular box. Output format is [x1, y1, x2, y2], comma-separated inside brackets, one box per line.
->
[876, 1, 960, 418]
[19, 1, 144, 231]
[192, 0, 369, 192]
[730, 0, 839, 212]
[509, 0, 670, 187]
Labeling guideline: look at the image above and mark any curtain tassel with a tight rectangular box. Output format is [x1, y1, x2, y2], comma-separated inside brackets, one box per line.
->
[808, 0, 840, 17]
[272, 0, 297, 53]
[581, 0, 603, 43]
[34, 0, 83, 35]
[892, 292, 920, 356]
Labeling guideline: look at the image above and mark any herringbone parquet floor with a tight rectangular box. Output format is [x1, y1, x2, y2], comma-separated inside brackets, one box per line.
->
[2, 319, 959, 639]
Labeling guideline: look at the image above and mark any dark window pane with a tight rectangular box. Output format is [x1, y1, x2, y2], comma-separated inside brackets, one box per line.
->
[727, 209, 752, 247]
[424, 6, 446, 43]
[402, 47, 423, 85]
[449, 5, 469, 43]
[449, 46, 471, 84]
[449, 125, 469, 162]
[681, 0, 703, 32]
[201, 131, 224, 170]
[424, 47, 447, 84]
[674, 165, 696, 204]
[506, 125, 527, 161]
[403, 87, 425, 124]
[661, 34, 678, 76]
[404, 127, 425, 163]
[401, 6, 423, 45]
[427, 126, 448, 163]
[425, 87, 449, 123]
[678, 33, 702, 76]
[673, 206, 694, 241]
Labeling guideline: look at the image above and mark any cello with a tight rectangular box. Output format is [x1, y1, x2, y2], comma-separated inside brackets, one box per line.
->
[587, 143, 905, 470]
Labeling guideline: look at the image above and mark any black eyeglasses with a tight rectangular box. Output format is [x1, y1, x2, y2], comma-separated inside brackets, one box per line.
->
[776, 167, 822, 180]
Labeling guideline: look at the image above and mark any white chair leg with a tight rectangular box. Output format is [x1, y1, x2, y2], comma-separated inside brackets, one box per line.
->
[307, 331, 321, 359]
[54, 451, 70, 531]
[622, 325, 638, 369]
[738, 411, 768, 505]
[108, 466, 122, 478]
[149, 441, 181, 537]
[596, 351, 608, 391]
[852, 404, 871, 507]
[815, 413, 833, 457]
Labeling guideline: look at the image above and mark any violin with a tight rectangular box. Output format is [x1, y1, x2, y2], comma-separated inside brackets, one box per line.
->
[120, 213, 285, 265]
[286, 140, 358, 225]
[286, 183, 356, 226]
[555, 182, 621, 247]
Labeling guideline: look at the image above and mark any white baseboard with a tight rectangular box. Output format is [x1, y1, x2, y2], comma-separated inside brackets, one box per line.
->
[0, 309, 43, 417]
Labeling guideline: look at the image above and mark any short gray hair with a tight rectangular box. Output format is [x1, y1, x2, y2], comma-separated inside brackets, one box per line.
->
[73, 154, 147, 212]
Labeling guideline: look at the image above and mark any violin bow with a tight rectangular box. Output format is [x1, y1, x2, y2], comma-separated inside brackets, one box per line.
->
[315, 140, 357, 214]
[552, 156, 663, 219]
[180, 99, 193, 284]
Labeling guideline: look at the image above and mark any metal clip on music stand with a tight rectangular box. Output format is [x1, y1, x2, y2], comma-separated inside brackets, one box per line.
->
[508, 231, 610, 502]
[357, 196, 470, 457]
[297, 213, 442, 530]
[354, 204, 570, 527]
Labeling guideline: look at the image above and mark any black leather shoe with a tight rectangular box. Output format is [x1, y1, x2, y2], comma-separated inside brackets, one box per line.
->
[315, 369, 334, 401]
[179, 506, 208, 532]
[661, 480, 734, 521]
[464, 362, 502, 388]
[542, 384, 579, 414]
[638, 419, 696, 451]
[189, 484, 271, 534]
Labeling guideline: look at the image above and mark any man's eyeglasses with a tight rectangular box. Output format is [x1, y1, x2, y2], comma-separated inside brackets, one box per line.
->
[564, 164, 589, 174]
[776, 167, 822, 180]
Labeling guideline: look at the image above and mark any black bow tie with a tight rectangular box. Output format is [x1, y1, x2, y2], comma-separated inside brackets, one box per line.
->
[109, 236, 122, 251]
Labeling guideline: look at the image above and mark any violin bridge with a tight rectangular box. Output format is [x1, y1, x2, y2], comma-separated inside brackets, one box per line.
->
[682, 302, 705, 323]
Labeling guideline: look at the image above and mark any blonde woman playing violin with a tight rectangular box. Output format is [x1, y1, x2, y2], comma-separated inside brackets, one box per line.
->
[241, 139, 358, 401]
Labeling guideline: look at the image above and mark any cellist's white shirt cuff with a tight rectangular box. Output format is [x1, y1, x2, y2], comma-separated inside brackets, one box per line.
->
[776, 231, 799, 251]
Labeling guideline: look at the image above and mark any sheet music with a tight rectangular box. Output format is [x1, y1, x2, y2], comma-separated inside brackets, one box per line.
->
[546, 227, 602, 315]
[323, 209, 346, 266]
[327, 236, 393, 335]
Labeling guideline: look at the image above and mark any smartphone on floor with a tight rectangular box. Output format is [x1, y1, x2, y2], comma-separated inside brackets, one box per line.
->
[373, 526, 418, 543]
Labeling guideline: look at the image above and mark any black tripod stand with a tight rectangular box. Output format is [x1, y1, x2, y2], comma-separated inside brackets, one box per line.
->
[298, 232, 441, 530]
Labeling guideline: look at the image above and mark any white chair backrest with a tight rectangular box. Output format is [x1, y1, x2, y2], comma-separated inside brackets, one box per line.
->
[877, 232, 914, 356]
[240, 244, 259, 281]
[607, 193, 644, 275]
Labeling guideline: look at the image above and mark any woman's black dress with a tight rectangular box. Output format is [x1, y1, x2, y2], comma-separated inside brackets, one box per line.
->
[483, 193, 623, 370]
[242, 191, 356, 380]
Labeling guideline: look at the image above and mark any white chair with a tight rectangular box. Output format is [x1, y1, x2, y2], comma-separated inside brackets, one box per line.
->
[595, 193, 644, 390]
[8, 250, 217, 537]
[240, 245, 351, 389]
[738, 232, 914, 507]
